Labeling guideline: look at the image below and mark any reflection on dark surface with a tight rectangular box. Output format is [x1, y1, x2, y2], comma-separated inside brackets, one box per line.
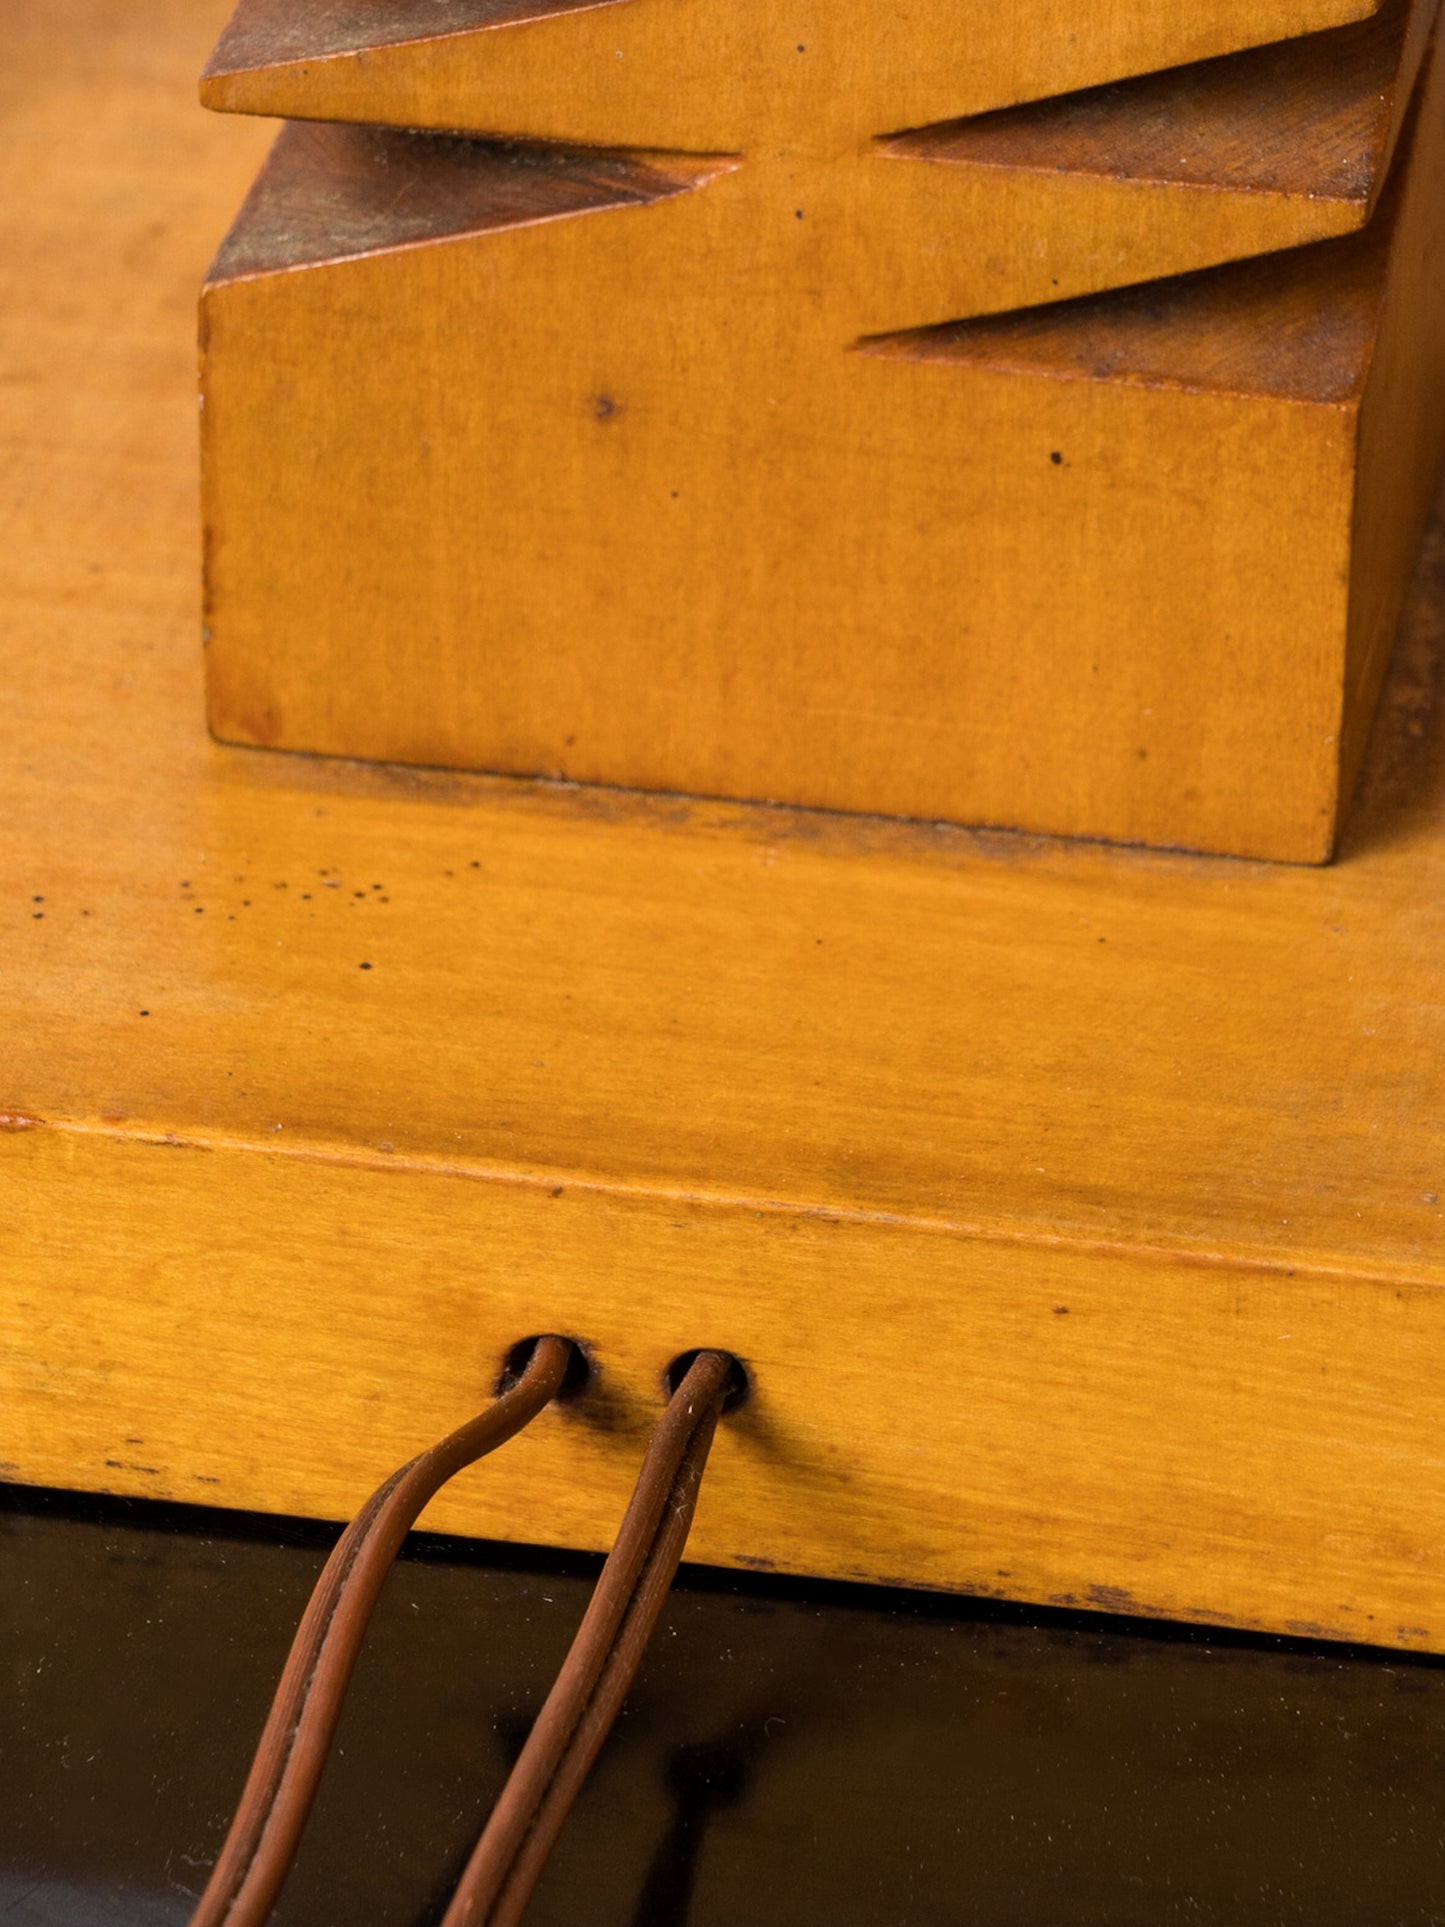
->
[631, 1736, 755, 1926]
[4, 1484, 1445, 1926]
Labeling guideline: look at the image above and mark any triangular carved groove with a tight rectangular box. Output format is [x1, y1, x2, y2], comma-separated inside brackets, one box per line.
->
[879, 0, 1436, 212]
[207, 120, 740, 284]
[202, 0, 623, 78]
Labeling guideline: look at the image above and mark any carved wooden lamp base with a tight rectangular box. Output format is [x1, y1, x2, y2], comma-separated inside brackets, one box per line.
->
[199, 0, 1445, 860]
[10, 1, 1445, 1657]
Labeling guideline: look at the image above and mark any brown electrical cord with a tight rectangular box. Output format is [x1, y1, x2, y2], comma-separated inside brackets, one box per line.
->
[438, 1349, 734, 1927]
[465, 1380, 726, 1927]
[188, 1334, 576, 1927]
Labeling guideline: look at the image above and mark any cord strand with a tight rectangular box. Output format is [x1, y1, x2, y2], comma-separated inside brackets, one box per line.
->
[482, 1390, 724, 1927]
[439, 1350, 733, 1927]
[188, 1334, 575, 1927]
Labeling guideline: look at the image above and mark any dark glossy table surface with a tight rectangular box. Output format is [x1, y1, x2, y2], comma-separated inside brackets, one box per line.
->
[5, 1482, 1445, 1926]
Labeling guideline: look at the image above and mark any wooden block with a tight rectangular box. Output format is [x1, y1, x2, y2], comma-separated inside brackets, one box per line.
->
[198, 0, 1387, 141]
[201, 38, 1445, 862]
[14, 0, 1445, 1653]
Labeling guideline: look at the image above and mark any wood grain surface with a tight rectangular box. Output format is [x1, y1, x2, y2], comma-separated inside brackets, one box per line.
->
[198, 0, 1385, 140]
[199, 0, 1433, 315]
[199, 0, 1442, 318]
[199, 37, 1445, 862]
[883, 0, 1440, 288]
[895, 0, 1430, 204]
[8, 0, 1445, 1651]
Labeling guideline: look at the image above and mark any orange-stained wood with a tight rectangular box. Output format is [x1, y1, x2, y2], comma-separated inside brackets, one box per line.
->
[882, 0, 1439, 288]
[8, 0, 1445, 1653]
[207, 126, 738, 282]
[198, 0, 1385, 141]
[199, 0, 1435, 316]
[193, 0, 1445, 863]
[199, 40, 1445, 863]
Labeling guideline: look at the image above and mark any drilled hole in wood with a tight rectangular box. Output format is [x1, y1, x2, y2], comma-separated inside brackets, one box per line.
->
[497, 1335, 590, 1402]
[663, 1349, 751, 1412]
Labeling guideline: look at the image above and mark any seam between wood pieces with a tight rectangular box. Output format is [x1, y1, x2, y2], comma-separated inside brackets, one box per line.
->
[7, 1112, 1442, 1296]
